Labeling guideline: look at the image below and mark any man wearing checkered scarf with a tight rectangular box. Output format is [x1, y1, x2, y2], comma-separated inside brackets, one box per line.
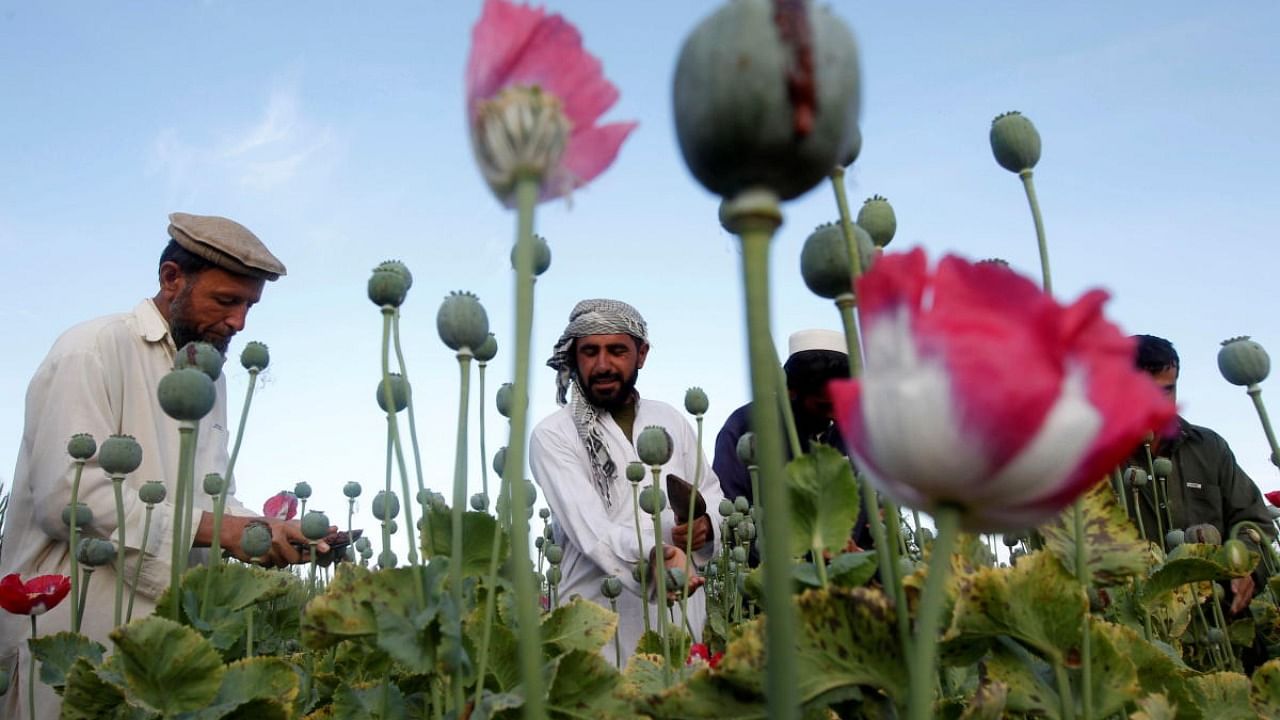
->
[529, 299, 726, 664]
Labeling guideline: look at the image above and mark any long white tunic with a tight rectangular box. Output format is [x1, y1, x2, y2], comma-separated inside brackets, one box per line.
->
[0, 299, 251, 720]
[530, 398, 724, 664]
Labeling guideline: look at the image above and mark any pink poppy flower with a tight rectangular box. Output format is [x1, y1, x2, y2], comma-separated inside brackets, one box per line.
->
[830, 249, 1176, 531]
[1266, 490, 1280, 508]
[465, 0, 636, 204]
[263, 491, 298, 521]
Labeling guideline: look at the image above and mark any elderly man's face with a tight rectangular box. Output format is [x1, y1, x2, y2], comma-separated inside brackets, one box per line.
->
[163, 265, 265, 353]
[574, 333, 648, 409]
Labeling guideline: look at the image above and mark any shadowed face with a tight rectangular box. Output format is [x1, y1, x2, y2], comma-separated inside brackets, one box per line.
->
[160, 264, 265, 352]
[573, 333, 648, 410]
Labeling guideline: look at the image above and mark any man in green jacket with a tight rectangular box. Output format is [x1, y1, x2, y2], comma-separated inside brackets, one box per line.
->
[1129, 334, 1273, 614]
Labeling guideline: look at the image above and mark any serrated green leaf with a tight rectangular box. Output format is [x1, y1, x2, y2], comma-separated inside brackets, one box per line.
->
[793, 587, 907, 703]
[1251, 659, 1280, 719]
[617, 653, 667, 702]
[110, 616, 225, 714]
[1087, 621, 1141, 718]
[423, 508, 509, 576]
[1130, 693, 1178, 720]
[546, 649, 630, 718]
[644, 667, 767, 719]
[1139, 543, 1252, 608]
[541, 596, 618, 656]
[332, 681, 406, 719]
[786, 445, 860, 558]
[59, 657, 128, 720]
[945, 550, 1086, 665]
[1041, 481, 1151, 586]
[182, 656, 299, 719]
[28, 631, 105, 691]
[300, 564, 380, 648]
[983, 642, 1059, 719]
[1185, 671, 1253, 719]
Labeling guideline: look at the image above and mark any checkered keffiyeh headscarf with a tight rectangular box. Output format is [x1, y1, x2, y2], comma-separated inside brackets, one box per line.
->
[545, 299, 649, 508]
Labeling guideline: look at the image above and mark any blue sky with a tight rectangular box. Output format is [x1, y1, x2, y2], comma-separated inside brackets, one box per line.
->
[3, 2, 1279, 547]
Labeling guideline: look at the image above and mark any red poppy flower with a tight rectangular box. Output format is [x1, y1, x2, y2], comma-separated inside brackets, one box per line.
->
[263, 491, 298, 521]
[0, 574, 72, 616]
[1266, 490, 1280, 508]
[831, 249, 1176, 531]
[465, 0, 636, 204]
[686, 642, 723, 668]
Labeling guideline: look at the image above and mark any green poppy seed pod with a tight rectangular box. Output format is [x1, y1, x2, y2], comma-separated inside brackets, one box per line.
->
[1152, 457, 1174, 480]
[731, 546, 748, 564]
[636, 426, 674, 466]
[545, 544, 564, 564]
[294, 481, 312, 500]
[492, 447, 508, 477]
[98, 434, 143, 476]
[1165, 529, 1185, 548]
[474, 333, 499, 363]
[799, 221, 876, 300]
[631, 560, 647, 584]
[666, 567, 687, 590]
[638, 487, 666, 515]
[470, 493, 489, 512]
[375, 374, 411, 413]
[739, 520, 757, 541]
[1224, 538, 1252, 575]
[1244, 527, 1263, 544]
[378, 550, 398, 569]
[387, 519, 399, 535]
[202, 473, 226, 496]
[1186, 523, 1222, 546]
[301, 510, 330, 541]
[524, 480, 538, 507]
[989, 111, 1041, 174]
[727, 512, 744, 529]
[736, 432, 757, 466]
[367, 269, 408, 308]
[66, 433, 97, 461]
[138, 480, 167, 505]
[601, 576, 623, 599]
[673, 0, 861, 201]
[542, 524, 555, 541]
[175, 341, 225, 381]
[78, 537, 117, 567]
[511, 235, 553, 277]
[856, 195, 897, 248]
[684, 387, 710, 416]
[538, 507, 551, 520]
[718, 499, 735, 518]
[360, 545, 373, 561]
[240, 341, 270, 371]
[625, 461, 646, 484]
[354, 536, 372, 554]
[436, 290, 490, 352]
[733, 496, 750, 514]
[61, 502, 93, 528]
[546, 566, 562, 586]
[1206, 627, 1225, 645]
[157, 367, 216, 422]
[1218, 336, 1271, 387]
[840, 124, 862, 167]
[241, 523, 272, 559]
[374, 260, 414, 291]
[343, 481, 362, 499]
[430, 492, 450, 512]
[1125, 467, 1149, 488]
[495, 383, 514, 419]
[534, 536, 545, 551]
[1002, 534, 1020, 548]
[371, 491, 400, 522]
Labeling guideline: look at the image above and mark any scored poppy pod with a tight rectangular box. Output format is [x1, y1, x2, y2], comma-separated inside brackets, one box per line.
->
[830, 249, 1176, 531]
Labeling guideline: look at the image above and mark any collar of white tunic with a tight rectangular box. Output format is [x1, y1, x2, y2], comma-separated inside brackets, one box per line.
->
[133, 298, 177, 352]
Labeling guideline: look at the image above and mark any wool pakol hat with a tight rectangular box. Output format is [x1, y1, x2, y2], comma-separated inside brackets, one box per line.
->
[788, 329, 846, 357]
[167, 212, 287, 281]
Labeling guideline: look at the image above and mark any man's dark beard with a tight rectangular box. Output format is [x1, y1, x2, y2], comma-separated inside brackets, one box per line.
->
[579, 369, 639, 412]
[168, 287, 230, 353]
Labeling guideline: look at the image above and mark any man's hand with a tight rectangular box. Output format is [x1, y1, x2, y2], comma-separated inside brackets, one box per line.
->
[197, 512, 331, 568]
[1230, 575, 1257, 615]
[649, 544, 705, 603]
[671, 515, 712, 552]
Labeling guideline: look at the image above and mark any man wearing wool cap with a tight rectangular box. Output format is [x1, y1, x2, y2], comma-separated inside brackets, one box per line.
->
[1, 213, 323, 720]
[530, 298, 726, 664]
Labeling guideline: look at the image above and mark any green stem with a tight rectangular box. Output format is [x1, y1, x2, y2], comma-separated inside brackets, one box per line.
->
[1193, 600, 1224, 671]
[479, 362, 490, 499]
[1210, 591, 1239, 672]
[451, 351, 474, 714]
[180, 423, 200, 563]
[776, 362, 803, 459]
[381, 425, 393, 559]
[834, 297, 863, 378]
[393, 311, 431, 517]
[1144, 444, 1166, 550]
[127, 504, 155, 622]
[681, 415, 704, 612]
[909, 506, 960, 720]
[829, 169, 864, 376]
[473, 467, 511, 709]
[504, 173, 546, 719]
[203, 368, 259, 616]
[1018, 170, 1051, 295]
[649, 466, 671, 686]
[169, 423, 197, 619]
[610, 598, 621, 667]
[308, 541, 318, 598]
[1131, 488, 1148, 542]
[727, 188, 796, 720]
[880, 498, 913, 662]
[1073, 500, 1093, 720]
[1247, 386, 1280, 470]
[1111, 468, 1130, 519]
[381, 308, 421, 570]
[78, 568, 93, 626]
[112, 475, 126, 627]
[1052, 659, 1074, 720]
[67, 459, 85, 633]
[246, 605, 254, 657]
[631, 481, 652, 634]
[29, 615, 37, 720]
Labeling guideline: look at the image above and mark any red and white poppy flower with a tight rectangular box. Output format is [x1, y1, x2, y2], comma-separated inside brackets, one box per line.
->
[0, 574, 72, 617]
[830, 249, 1176, 531]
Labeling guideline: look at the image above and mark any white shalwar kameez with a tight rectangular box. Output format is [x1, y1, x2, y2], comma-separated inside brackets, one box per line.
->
[530, 397, 724, 665]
